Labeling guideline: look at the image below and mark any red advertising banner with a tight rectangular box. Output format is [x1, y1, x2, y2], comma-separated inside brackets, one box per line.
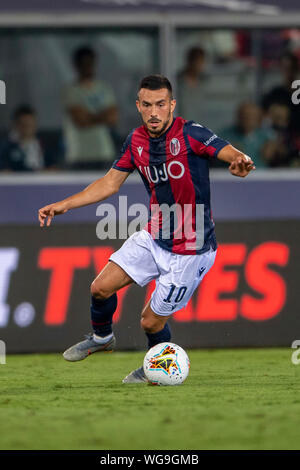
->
[0, 221, 299, 352]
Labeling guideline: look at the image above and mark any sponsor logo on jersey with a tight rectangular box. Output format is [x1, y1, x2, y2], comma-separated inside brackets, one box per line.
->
[139, 160, 185, 184]
[204, 134, 217, 146]
[170, 138, 180, 156]
[137, 146, 143, 157]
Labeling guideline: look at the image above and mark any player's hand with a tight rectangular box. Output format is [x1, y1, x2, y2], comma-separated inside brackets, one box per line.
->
[229, 155, 256, 177]
[38, 201, 68, 227]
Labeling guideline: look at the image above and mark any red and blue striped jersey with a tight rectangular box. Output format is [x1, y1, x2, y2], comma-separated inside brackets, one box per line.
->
[112, 116, 229, 255]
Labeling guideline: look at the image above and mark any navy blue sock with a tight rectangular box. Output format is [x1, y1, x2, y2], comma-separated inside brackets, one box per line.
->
[145, 323, 171, 349]
[90, 294, 117, 337]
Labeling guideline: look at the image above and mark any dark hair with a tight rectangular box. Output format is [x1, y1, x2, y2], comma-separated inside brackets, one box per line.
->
[187, 47, 205, 64]
[13, 105, 35, 121]
[73, 46, 96, 67]
[138, 74, 173, 98]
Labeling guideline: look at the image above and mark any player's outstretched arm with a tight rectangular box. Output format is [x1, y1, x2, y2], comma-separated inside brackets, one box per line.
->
[38, 168, 129, 227]
[217, 144, 256, 178]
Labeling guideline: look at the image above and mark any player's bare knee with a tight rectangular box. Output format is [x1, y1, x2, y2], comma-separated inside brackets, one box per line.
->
[90, 281, 112, 300]
[140, 316, 162, 334]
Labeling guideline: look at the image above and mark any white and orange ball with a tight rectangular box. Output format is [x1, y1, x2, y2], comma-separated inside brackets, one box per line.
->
[143, 342, 190, 386]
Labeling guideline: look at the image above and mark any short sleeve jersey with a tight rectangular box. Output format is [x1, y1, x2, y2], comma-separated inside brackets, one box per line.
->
[112, 117, 229, 255]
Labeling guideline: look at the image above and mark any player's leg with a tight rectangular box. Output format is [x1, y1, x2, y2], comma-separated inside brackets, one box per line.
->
[90, 260, 133, 339]
[122, 300, 172, 383]
[63, 261, 134, 362]
[64, 230, 159, 362]
[140, 300, 172, 348]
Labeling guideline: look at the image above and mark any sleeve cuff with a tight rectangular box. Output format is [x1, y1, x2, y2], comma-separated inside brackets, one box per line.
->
[213, 141, 230, 157]
[112, 164, 134, 173]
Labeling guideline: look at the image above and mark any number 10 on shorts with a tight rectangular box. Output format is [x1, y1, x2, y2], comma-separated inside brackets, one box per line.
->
[163, 284, 187, 304]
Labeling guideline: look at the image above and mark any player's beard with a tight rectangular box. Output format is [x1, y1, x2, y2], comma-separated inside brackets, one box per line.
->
[144, 110, 172, 137]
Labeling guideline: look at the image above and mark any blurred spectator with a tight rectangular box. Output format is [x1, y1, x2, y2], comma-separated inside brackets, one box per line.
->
[218, 102, 277, 168]
[177, 47, 210, 123]
[262, 53, 300, 133]
[178, 47, 206, 86]
[177, 45, 248, 130]
[62, 45, 118, 170]
[266, 103, 300, 167]
[0, 105, 44, 172]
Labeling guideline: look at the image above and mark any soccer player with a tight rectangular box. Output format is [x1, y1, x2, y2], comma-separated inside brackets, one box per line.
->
[38, 75, 255, 383]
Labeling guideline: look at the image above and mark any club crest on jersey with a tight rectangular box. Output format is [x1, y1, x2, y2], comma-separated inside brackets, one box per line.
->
[170, 138, 180, 156]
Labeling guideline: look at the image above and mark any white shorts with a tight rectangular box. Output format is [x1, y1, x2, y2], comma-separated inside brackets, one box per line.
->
[109, 230, 217, 316]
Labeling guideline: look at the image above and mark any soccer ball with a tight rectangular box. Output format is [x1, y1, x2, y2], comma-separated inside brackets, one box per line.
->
[143, 342, 190, 386]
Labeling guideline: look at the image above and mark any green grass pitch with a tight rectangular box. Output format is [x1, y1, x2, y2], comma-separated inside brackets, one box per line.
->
[1, 348, 300, 450]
